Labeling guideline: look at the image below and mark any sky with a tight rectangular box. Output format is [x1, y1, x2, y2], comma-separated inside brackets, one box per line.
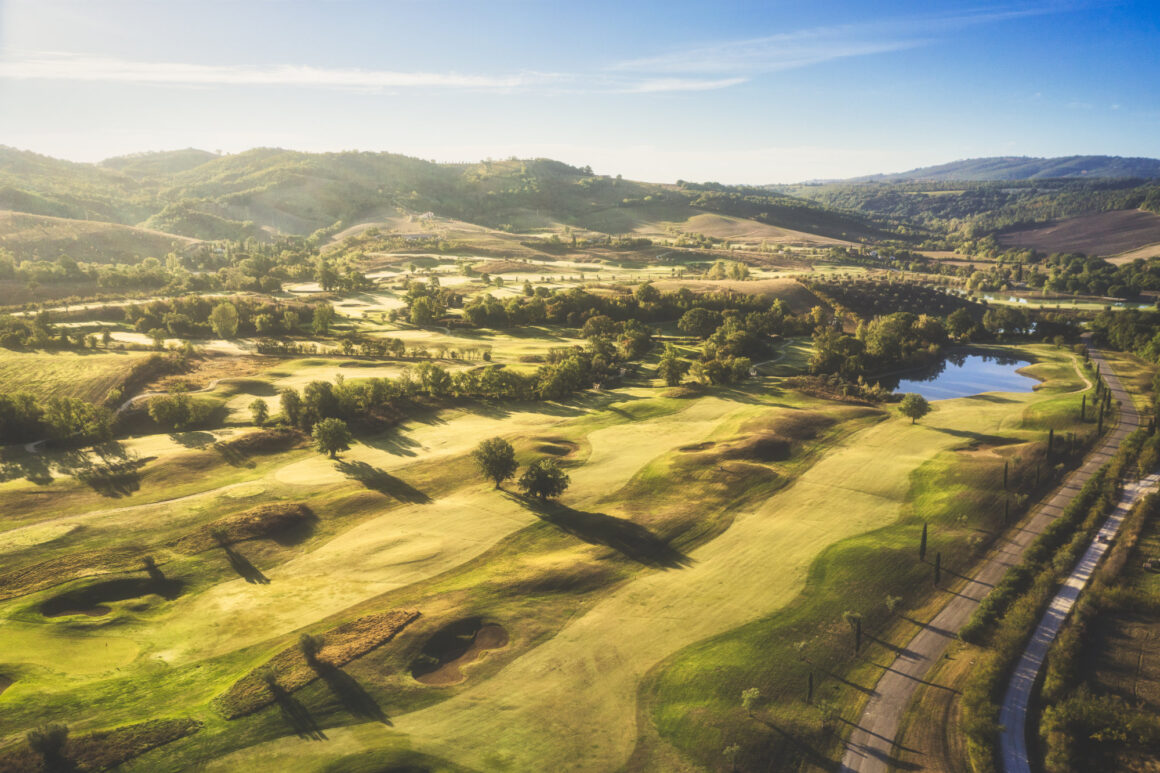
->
[0, 0, 1156, 183]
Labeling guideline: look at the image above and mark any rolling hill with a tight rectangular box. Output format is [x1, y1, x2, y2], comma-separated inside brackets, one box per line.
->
[0, 146, 897, 246]
[853, 155, 1160, 182]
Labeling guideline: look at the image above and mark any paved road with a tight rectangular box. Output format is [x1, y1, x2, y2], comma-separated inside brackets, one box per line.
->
[998, 472, 1160, 773]
[839, 345, 1141, 772]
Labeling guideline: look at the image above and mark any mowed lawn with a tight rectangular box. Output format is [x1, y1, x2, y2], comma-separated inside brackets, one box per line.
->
[203, 346, 1090, 773]
[0, 349, 150, 404]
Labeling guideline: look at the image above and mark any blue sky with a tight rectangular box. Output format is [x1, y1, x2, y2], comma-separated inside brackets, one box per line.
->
[0, 0, 1156, 182]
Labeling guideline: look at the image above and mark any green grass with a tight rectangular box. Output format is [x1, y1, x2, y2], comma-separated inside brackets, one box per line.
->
[0, 348, 151, 403]
[637, 344, 1094, 771]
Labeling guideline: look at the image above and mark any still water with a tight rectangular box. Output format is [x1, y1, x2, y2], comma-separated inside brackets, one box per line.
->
[885, 352, 1038, 401]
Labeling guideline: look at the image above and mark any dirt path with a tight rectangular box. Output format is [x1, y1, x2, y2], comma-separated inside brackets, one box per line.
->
[839, 343, 1139, 773]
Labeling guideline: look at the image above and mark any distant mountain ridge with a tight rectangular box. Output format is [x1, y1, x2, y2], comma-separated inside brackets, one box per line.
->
[853, 155, 1160, 182]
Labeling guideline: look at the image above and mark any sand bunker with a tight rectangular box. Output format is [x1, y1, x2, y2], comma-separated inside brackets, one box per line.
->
[412, 618, 509, 686]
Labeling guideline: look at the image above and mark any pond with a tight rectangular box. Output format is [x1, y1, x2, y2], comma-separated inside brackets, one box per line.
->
[883, 352, 1038, 401]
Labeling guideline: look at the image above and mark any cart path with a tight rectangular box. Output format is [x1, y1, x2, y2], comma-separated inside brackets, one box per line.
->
[999, 472, 1160, 773]
[839, 344, 1139, 773]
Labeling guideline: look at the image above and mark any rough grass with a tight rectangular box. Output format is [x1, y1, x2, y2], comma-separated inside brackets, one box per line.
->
[0, 349, 151, 403]
[213, 609, 420, 718]
[0, 718, 201, 773]
[170, 503, 315, 554]
[0, 547, 147, 602]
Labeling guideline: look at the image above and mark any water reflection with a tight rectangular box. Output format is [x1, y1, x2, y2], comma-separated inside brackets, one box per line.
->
[883, 352, 1036, 401]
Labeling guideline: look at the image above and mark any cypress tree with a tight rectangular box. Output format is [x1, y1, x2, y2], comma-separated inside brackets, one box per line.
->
[1081, 393, 1086, 421]
[1004, 497, 1009, 524]
[855, 617, 862, 653]
[807, 671, 813, 704]
[1048, 428, 1054, 459]
[1003, 461, 1009, 490]
[934, 552, 941, 586]
[919, 522, 928, 561]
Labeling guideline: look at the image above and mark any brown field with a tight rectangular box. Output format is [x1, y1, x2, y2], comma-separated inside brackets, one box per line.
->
[997, 209, 1160, 259]
[0, 210, 198, 263]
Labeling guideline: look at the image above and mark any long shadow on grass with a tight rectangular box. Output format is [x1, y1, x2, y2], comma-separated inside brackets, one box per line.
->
[363, 431, 420, 457]
[75, 457, 146, 497]
[511, 494, 692, 569]
[268, 679, 327, 740]
[314, 663, 391, 725]
[220, 544, 270, 584]
[336, 460, 431, 504]
[757, 718, 840, 772]
[926, 427, 1013, 446]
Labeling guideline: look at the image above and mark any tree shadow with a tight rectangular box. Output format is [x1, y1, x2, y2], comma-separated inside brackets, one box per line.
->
[336, 460, 431, 503]
[213, 442, 255, 468]
[268, 679, 327, 740]
[363, 430, 421, 457]
[512, 495, 692, 569]
[926, 427, 1013, 445]
[314, 663, 391, 725]
[75, 457, 146, 497]
[0, 453, 54, 485]
[169, 431, 217, 449]
[221, 544, 270, 584]
[756, 717, 840, 772]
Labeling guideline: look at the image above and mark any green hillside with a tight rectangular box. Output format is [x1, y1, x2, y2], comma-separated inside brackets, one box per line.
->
[0, 147, 895, 244]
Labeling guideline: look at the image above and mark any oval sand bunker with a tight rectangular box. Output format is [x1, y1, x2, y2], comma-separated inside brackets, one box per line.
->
[411, 618, 509, 686]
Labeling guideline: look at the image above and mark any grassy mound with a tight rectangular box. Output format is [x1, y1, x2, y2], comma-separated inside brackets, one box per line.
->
[0, 718, 201, 773]
[214, 609, 420, 719]
[218, 427, 308, 455]
[171, 503, 315, 554]
[0, 548, 146, 602]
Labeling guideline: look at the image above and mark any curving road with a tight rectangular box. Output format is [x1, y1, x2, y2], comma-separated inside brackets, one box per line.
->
[839, 344, 1141, 773]
[999, 472, 1160, 773]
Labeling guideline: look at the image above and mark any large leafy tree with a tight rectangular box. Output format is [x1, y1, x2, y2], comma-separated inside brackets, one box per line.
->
[208, 301, 239, 339]
[312, 417, 352, 458]
[518, 457, 570, 500]
[899, 393, 932, 425]
[472, 437, 518, 488]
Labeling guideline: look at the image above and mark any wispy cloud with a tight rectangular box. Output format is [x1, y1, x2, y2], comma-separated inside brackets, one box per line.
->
[0, 6, 1078, 97]
[611, 5, 1071, 76]
[618, 77, 749, 93]
[0, 52, 553, 90]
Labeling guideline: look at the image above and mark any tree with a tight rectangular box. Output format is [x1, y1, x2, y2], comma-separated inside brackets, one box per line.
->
[919, 521, 928, 561]
[657, 344, 690, 386]
[312, 417, 352, 459]
[518, 457, 570, 500]
[472, 437, 518, 488]
[250, 399, 269, 426]
[312, 304, 335, 335]
[280, 388, 302, 426]
[408, 296, 435, 326]
[27, 723, 69, 771]
[741, 687, 760, 717]
[208, 301, 239, 338]
[299, 633, 323, 666]
[899, 393, 931, 425]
